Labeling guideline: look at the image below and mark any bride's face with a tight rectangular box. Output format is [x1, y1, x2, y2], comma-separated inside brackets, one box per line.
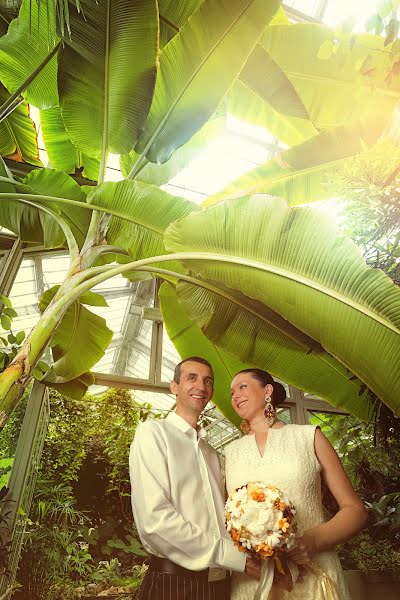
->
[230, 373, 267, 421]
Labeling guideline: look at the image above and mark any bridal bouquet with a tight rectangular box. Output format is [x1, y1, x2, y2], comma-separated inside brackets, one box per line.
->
[225, 481, 297, 558]
[226, 482, 298, 599]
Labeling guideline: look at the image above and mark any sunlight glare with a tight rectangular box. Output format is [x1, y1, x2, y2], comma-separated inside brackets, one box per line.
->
[323, 0, 382, 30]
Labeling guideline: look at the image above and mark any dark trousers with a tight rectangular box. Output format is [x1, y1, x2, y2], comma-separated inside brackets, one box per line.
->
[138, 569, 230, 600]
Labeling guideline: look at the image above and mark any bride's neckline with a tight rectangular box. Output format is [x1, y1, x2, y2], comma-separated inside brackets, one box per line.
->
[246, 423, 290, 458]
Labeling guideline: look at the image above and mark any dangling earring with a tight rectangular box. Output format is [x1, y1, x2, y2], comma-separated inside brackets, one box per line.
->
[240, 419, 251, 434]
[264, 395, 276, 427]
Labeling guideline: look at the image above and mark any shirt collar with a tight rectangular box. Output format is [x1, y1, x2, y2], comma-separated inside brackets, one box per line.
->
[166, 411, 209, 441]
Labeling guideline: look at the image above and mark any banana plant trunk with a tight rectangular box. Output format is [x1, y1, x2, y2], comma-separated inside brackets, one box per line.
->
[0, 260, 87, 427]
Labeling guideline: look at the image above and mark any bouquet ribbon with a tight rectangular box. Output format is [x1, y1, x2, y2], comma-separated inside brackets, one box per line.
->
[308, 563, 340, 600]
[253, 557, 299, 600]
[253, 560, 339, 600]
[253, 558, 274, 600]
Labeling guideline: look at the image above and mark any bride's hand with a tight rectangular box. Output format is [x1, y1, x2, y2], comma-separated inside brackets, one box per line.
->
[286, 531, 318, 565]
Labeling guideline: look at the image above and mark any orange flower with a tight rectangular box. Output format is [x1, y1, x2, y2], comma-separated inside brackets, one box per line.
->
[279, 501, 287, 512]
[251, 491, 265, 502]
[258, 544, 274, 557]
[278, 518, 290, 533]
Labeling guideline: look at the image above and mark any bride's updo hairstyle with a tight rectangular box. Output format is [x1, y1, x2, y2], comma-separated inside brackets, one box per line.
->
[236, 368, 286, 408]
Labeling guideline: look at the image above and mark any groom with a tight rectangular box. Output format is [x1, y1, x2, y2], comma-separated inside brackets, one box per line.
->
[129, 356, 260, 599]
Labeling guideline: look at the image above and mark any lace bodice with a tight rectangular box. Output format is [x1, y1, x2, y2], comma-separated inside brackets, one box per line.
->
[225, 425, 351, 600]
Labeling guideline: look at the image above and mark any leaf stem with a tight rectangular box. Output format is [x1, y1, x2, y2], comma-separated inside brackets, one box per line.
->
[0, 42, 61, 122]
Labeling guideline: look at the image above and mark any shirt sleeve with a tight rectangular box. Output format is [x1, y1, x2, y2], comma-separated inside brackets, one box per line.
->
[129, 421, 246, 573]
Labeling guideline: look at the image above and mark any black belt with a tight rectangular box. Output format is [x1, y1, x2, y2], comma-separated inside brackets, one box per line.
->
[148, 554, 209, 580]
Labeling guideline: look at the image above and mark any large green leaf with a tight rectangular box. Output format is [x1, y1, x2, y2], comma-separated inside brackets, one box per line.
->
[165, 195, 400, 416]
[205, 115, 386, 206]
[159, 282, 251, 427]
[0, 166, 90, 247]
[170, 278, 373, 420]
[158, 0, 203, 47]
[0, 84, 41, 165]
[86, 179, 198, 274]
[0, 0, 59, 109]
[120, 117, 225, 184]
[43, 370, 95, 400]
[0, 157, 43, 243]
[58, 0, 158, 158]
[40, 106, 100, 180]
[20, 168, 90, 248]
[0, 155, 15, 193]
[260, 23, 400, 129]
[39, 285, 112, 381]
[239, 44, 309, 120]
[226, 80, 317, 147]
[134, 0, 282, 165]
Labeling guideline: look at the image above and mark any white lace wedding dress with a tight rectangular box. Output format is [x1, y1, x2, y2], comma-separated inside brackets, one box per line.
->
[225, 425, 352, 599]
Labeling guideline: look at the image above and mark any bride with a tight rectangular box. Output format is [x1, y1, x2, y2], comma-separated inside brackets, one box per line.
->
[225, 368, 368, 599]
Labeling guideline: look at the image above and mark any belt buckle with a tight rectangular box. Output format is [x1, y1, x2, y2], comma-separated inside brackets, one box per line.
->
[208, 567, 226, 582]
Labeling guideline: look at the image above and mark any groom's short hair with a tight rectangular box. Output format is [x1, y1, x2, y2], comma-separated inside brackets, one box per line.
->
[173, 356, 213, 383]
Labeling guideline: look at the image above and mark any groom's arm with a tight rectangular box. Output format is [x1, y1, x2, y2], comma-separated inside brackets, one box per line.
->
[129, 421, 246, 573]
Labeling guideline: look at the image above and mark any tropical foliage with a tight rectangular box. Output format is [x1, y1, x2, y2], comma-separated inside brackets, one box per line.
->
[0, 0, 399, 426]
[0, 387, 151, 599]
[311, 411, 400, 574]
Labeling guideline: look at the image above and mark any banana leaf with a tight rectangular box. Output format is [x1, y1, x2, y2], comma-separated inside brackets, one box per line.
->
[135, 0, 282, 165]
[226, 80, 317, 147]
[40, 106, 100, 180]
[58, 0, 158, 158]
[165, 195, 400, 416]
[0, 83, 42, 165]
[205, 115, 386, 206]
[86, 179, 199, 275]
[0, 0, 59, 109]
[39, 285, 112, 382]
[260, 23, 400, 129]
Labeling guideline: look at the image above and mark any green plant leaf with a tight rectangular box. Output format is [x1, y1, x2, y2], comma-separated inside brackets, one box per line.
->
[18, 168, 91, 247]
[158, 0, 203, 47]
[120, 117, 225, 184]
[0, 314, 11, 330]
[58, 0, 158, 158]
[260, 23, 400, 129]
[165, 195, 400, 416]
[0, 84, 42, 166]
[79, 291, 108, 308]
[239, 43, 309, 120]
[0, 296, 12, 309]
[0, 0, 59, 109]
[0, 162, 89, 248]
[40, 106, 100, 180]
[205, 115, 387, 206]
[86, 179, 199, 274]
[159, 282, 250, 426]
[226, 80, 317, 147]
[135, 0, 282, 164]
[39, 286, 113, 381]
[42, 370, 95, 400]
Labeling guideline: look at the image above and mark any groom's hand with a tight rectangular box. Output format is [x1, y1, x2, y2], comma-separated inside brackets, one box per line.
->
[272, 570, 293, 592]
[245, 557, 261, 579]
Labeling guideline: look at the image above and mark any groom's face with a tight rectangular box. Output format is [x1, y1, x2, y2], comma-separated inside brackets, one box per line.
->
[171, 360, 214, 416]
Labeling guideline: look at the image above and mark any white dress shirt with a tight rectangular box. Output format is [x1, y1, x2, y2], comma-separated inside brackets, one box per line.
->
[129, 412, 246, 576]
